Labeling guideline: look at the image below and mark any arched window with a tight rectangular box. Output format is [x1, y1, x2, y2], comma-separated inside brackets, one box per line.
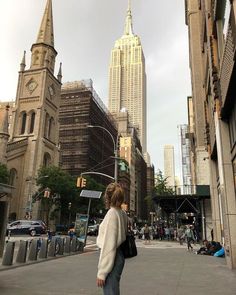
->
[29, 112, 35, 133]
[43, 153, 51, 167]
[48, 117, 54, 140]
[9, 168, 17, 186]
[44, 113, 50, 138]
[20, 112, 27, 134]
[48, 117, 53, 139]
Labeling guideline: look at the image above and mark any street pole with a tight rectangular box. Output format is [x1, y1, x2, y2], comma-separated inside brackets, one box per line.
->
[114, 147, 118, 183]
[84, 198, 92, 246]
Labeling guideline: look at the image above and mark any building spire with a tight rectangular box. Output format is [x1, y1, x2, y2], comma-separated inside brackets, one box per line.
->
[124, 0, 134, 36]
[0, 105, 9, 164]
[20, 50, 26, 71]
[36, 0, 54, 47]
[57, 62, 62, 82]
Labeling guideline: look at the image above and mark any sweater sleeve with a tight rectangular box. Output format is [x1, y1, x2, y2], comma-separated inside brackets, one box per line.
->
[97, 211, 118, 280]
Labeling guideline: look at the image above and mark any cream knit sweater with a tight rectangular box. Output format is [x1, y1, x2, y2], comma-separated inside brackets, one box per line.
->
[96, 207, 127, 280]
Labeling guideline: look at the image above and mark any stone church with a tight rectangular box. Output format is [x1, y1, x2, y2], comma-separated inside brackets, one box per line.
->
[0, 0, 62, 220]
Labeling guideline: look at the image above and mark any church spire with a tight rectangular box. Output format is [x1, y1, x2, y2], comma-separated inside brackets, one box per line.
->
[57, 62, 62, 82]
[0, 105, 9, 164]
[20, 51, 26, 71]
[31, 0, 57, 72]
[124, 0, 134, 36]
[36, 0, 54, 47]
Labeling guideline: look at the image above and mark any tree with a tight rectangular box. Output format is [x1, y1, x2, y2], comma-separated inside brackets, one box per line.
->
[154, 170, 175, 196]
[0, 163, 9, 184]
[35, 166, 78, 226]
[35, 166, 106, 226]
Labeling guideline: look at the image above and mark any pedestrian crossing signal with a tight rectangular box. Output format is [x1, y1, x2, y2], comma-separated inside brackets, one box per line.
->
[77, 177, 87, 188]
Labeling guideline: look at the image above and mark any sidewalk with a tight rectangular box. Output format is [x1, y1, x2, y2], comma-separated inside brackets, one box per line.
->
[0, 241, 236, 294]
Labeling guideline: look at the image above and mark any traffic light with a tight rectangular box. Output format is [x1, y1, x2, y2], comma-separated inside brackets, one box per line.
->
[81, 178, 87, 188]
[77, 177, 82, 187]
[77, 177, 87, 188]
[44, 187, 51, 198]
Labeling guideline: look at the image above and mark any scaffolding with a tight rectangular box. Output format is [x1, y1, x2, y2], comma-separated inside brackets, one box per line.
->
[179, 124, 193, 194]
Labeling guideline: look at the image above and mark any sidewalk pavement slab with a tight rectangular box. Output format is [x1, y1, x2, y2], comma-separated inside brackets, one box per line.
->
[0, 245, 235, 295]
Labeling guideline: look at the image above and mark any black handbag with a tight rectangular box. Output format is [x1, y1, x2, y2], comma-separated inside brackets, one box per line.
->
[120, 232, 137, 258]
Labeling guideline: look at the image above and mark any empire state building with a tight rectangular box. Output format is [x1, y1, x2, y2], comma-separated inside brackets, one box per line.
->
[108, 1, 147, 152]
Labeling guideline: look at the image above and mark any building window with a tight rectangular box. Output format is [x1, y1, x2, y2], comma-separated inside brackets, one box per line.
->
[29, 112, 35, 133]
[44, 113, 50, 138]
[43, 153, 51, 167]
[9, 168, 17, 186]
[48, 117, 55, 141]
[20, 112, 27, 134]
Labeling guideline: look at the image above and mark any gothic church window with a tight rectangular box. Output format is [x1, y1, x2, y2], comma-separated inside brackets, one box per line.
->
[48, 117, 55, 142]
[44, 113, 50, 138]
[29, 111, 36, 133]
[43, 153, 51, 167]
[20, 112, 27, 134]
[9, 168, 17, 186]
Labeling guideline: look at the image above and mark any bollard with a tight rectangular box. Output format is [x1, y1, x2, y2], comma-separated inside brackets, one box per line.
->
[48, 236, 57, 257]
[78, 241, 84, 252]
[64, 237, 71, 254]
[16, 240, 28, 263]
[28, 239, 38, 261]
[71, 236, 77, 252]
[38, 239, 48, 259]
[2, 241, 15, 266]
[57, 238, 64, 255]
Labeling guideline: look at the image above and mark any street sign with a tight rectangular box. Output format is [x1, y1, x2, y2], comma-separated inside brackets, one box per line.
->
[80, 190, 102, 199]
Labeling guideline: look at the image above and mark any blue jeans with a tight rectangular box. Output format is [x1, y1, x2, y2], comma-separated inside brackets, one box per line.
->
[103, 248, 125, 295]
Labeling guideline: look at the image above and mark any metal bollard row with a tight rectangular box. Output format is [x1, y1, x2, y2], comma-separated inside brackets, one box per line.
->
[2, 236, 84, 266]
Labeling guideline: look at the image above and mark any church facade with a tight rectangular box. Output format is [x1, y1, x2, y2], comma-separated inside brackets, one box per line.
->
[2, 0, 62, 220]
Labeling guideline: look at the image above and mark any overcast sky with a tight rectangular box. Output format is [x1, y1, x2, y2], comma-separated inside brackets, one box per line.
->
[0, 0, 191, 180]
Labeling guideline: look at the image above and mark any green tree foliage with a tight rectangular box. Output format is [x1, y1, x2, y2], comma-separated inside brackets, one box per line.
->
[35, 166, 78, 224]
[35, 166, 106, 225]
[154, 170, 175, 195]
[0, 163, 9, 184]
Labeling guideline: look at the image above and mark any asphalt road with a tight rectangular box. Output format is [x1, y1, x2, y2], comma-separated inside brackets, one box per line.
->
[0, 241, 236, 295]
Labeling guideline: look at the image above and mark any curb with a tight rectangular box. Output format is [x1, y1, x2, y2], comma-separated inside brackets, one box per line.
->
[0, 247, 97, 272]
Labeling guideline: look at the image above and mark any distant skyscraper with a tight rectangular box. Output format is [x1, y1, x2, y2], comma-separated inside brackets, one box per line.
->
[164, 145, 175, 188]
[108, 0, 147, 152]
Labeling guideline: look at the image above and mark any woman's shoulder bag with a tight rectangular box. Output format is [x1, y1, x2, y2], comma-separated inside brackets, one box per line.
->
[120, 231, 137, 259]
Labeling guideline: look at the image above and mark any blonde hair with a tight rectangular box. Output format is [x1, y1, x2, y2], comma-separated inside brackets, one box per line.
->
[104, 182, 124, 209]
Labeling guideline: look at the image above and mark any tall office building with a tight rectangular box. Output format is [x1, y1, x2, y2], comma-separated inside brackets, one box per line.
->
[108, 1, 147, 152]
[164, 145, 175, 188]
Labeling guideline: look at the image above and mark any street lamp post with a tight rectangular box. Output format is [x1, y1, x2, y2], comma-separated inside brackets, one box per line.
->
[88, 125, 118, 182]
[68, 202, 72, 226]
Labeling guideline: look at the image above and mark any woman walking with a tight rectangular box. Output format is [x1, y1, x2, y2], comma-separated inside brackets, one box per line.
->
[96, 183, 127, 295]
[185, 225, 195, 251]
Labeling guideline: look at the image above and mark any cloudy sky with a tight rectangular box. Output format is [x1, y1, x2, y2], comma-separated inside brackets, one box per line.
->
[0, 0, 191, 179]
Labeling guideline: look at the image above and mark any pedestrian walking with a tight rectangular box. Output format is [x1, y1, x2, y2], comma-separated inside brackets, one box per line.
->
[185, 225, 195, 251]
[143, 224, 151, 244]
[96, 183, 127, 295]
[164, 226, 170, 240]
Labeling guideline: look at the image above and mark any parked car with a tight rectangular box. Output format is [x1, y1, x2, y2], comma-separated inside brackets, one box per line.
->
[87, 224, 99, 236]
[6, 220, 47, 236]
